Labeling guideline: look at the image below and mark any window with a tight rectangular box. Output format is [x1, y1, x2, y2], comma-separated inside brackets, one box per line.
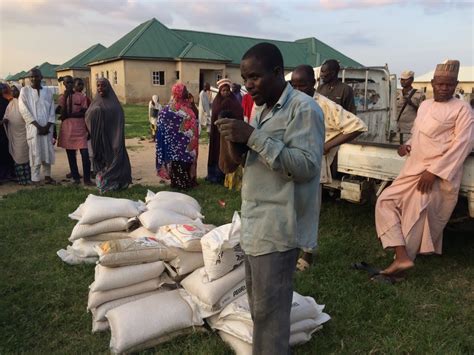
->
[176, 71, 180, 80]
[106, 70, 109, 79]
[216, 73, 223, 82]
[152, 71, 165, 85]
[113, 71, 118, 85]
[95, 73, 99, 80]
[101, 71, 104, 78]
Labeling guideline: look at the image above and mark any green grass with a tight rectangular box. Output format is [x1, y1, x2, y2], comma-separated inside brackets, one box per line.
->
[0, 184, 473, 354]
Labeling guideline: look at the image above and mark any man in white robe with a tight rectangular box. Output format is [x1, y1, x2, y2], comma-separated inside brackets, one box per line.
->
[375, 60, 474, 276]
[198, 82, 212, 132]
[18, 69, 56, 184]
[290, 64, 368, 270]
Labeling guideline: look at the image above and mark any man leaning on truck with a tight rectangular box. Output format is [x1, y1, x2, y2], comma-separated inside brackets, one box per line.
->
[375, 60, 474, 277]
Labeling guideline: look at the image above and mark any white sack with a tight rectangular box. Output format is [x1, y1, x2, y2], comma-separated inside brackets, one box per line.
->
[157, 224, 206, 252]
[69, 238, 102, 258]
[92, 318, 109, 333]
[68, 203, 84, 221]
[91, 260, 165, 292]
[91, 289, 169, 322]
[69, 217, 129, 241]
[145, 190, 200, 211]
[167, 249, 204, 275]
[86, 232, 131, 242]
[129, 226, 156, 239]
[201, 212, 243, 281]
[78, 194, 145, 225]
[219, 331, 252, 355]
[107, 289, 203, 354]
[147, 199, 203, 219]
[138, 209, 202, 233]
[181, 264, 246, 316]
[57, 249, 98, 265]
[87, 274, 172, 310]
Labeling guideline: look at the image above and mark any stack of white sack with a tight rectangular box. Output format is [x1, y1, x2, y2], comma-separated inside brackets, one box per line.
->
[57, 195, 145, 265]
[87, 260, 174, 333]
[106, 289, 204, 353]
[209, 292, 331, 354]
[138, 190, 205, 233]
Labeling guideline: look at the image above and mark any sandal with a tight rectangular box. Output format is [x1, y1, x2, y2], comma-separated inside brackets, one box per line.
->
[296, 258, 310, 272]
[351, 261, 381, 277]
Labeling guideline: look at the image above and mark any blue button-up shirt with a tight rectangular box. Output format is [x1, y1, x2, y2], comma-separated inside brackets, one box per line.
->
[240, 83, 324, 256]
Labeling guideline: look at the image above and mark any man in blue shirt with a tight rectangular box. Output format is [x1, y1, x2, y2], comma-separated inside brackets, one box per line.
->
[216, 43, 324, 354]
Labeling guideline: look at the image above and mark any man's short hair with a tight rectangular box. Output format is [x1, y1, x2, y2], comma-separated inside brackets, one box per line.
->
[294, 64, 315, 81]
[29, 68, 42, 77]
[242, 42, 284, 72]
[322, 59, 340, 73]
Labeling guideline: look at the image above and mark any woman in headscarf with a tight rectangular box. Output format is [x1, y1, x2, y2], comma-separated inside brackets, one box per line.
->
[148, 94, 162, 141]
[155, 83, 198, 190]
[85, 78, 132, 193]
[2, 84, 30, 185]
[0, 83, 15, 182]
[206, 78, 244, 186]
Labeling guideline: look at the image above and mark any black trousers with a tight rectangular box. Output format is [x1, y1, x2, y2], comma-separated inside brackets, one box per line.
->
[66, 149, 91, 181]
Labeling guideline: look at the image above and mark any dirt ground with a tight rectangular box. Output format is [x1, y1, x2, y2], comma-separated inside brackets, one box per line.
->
[0, 138, 209, 197]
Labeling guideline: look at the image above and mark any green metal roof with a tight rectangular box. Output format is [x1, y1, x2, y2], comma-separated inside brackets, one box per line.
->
[89, 18, 362, 69]
[56, 43, 106, 71]
[35, 62, 59, 78]
[5, 74, 13, 81]
[177, 42, 231, 62]
[9, 70, 28, 81]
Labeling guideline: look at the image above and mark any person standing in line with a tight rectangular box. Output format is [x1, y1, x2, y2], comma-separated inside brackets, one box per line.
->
[57, 76, 92, 185]
[375, 60, 473, 277]
[18, 68, 56, 185]
[216, 43, 324, 354]
[317, 59, 356, 114]
[148, 95, 162, 142]
[198, 82, 212, 132]
[290, 64, 368, 271]
[2, 84, 30, 185]
[396, 70, 425, 140]
[0, 83, 15, 182]
[232, 83, 243, 104]
[85, 78, 132, 193]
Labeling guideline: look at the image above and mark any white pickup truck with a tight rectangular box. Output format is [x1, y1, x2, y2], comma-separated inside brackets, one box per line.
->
[313, 66, 473, 218]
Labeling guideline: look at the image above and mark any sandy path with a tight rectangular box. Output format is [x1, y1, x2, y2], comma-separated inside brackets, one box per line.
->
[0, 138, 209, 197]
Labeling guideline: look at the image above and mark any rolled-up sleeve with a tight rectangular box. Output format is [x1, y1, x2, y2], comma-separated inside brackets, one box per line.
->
[247, 103, 324, 182]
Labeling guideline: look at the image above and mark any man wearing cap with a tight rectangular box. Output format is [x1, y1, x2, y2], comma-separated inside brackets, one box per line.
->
[396, 70, 425, 137]
[375, 60, 473, 277]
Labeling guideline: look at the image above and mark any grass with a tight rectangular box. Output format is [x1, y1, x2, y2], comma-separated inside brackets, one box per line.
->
[0, 184, 473, 354]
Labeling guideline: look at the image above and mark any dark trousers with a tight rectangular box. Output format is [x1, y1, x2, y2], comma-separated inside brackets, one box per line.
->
[244, 249, 299, 355]
[66, 149, 91, 181]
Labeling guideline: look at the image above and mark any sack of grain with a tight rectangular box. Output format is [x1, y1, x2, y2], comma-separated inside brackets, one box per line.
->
[145, 190, 200, 211]
[87, 274, 173, 310]
[69, 238, 102, 258]
[69, 217, 129, 241]
[147, 199, 203, 219]
[78, 194, 145, 225]
[57, 249, 98, 265]
[138, 209, 203, 233]
[201, 212, 243, 281]
[181, 264, 246, 317]
[106, 289, 203, 353]
[96, 237, 177, 267]
[91, 260, 165, 292]
[167, 249, 204, 276]
[86, 231, 130, 242]
[156, 224, 206, 252]
[129, 226, 156, 239]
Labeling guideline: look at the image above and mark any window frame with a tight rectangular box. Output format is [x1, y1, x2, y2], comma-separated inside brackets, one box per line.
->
[151, 71, 165, 86]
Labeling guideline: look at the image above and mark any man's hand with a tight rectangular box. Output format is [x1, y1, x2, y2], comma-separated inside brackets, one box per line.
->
[323, 142, 331, 155]
[215, 118, 254, 144]
[398, 144, 411, 157]
[417, 170, 437, 194]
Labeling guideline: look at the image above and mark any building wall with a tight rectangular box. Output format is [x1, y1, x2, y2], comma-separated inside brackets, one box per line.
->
[179, 61, 226, 98]
[90, 61, 126, 102]
[23, 77, 58, 87]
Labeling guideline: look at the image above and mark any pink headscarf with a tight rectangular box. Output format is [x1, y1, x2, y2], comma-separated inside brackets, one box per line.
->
[171, 83, 188, 111]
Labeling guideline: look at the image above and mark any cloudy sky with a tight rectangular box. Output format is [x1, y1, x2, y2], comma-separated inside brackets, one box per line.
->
[0, 0, 472, 80]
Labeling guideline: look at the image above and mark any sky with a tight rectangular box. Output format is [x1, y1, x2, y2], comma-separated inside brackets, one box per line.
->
[0, 0, 473, 80]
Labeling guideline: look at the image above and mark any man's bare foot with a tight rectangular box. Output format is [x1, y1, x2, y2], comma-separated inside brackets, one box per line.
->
[381, 259, 414, 275]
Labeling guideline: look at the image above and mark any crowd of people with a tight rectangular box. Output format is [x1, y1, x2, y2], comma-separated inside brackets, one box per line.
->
[0, 42, 473, 355]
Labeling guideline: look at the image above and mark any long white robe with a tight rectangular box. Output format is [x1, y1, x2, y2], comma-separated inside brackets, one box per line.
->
[18, 86, 56, 166]
[376, 98, 474, 259]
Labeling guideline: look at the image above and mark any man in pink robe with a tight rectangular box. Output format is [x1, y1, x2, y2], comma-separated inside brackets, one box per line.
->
[375, 60, 474, 275]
